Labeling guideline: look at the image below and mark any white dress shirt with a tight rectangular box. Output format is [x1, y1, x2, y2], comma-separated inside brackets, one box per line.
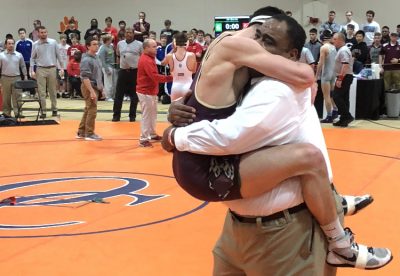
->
[174, 77, 334, 216]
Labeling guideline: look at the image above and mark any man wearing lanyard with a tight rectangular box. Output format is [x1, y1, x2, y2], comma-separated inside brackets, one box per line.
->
[112, 27, 142, 122]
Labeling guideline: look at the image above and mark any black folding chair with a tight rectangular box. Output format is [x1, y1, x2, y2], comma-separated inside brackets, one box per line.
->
[14, 80, 43, 122]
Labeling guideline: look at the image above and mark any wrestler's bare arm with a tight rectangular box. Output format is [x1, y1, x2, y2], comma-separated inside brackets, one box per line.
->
[316, 45, 328, 78]
[227, 36, 315, 90]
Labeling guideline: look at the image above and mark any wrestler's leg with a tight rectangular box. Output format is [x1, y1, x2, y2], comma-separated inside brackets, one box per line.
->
[239, 143, 336, 226]
[239, 143, 392, 270]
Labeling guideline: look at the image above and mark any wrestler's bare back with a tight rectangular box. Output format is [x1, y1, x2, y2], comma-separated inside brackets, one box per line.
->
[193, 22, 315, 108]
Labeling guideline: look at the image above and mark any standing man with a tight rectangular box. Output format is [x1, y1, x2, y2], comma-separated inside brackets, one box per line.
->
[30, 26, 63, 118]
[84, 18, 102, 41]
[381, 26, 390, 45]
[361, 10, 380, 46]
[0, 38, 27, 118]
[77, 37, 104, 141]
[368, 32, 382, 64]
[133, 12, 151, 42]
[351, 30, 369, 74]
[29, 20, 41, 42]
[316, 30, 338, 123]
[304, 28, 322, 63]
[332, 32, 354, 127]
[163, 32, 197, 101]
[113, 27, 142, 122]
[64, 18, 81, 45]
[319, 11, 342, 34]
[104, 17, 118, 49]
[160, 19, 174, 44]
[379, 32, 400, 91]
[136, 39, 173, 147]
[15, 28, 34, 96]
[343, 11, 359, 33]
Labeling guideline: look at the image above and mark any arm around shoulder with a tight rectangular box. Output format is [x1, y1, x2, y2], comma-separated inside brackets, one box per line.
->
[228, 37, 315, 90]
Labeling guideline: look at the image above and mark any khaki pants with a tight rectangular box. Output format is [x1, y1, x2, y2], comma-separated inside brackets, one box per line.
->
[78, 84, 98, 136]
[37, 67, 57, 113]
[0, 76, 22, 117]
[383, 70, 400, 90]
[213, 192, 344, 276]
[137, 93, 158, 141]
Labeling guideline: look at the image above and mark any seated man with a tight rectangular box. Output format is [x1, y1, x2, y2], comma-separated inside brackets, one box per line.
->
[162, 11, 391, 271]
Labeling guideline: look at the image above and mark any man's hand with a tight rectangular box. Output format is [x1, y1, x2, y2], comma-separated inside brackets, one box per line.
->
[168, 94, 196, 127]
[30, 71, 36, 79]
[335, 79, 342, 88]
[161, 125, 175, 152]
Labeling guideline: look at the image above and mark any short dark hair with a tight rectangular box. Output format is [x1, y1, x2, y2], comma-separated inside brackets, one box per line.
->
[18, 28, 26, 34]
[149, 31, 156, 36]
[355, 30, 365, 37]
[397, 24, 400, 28]
[164, 19, 171, 26]
[347, 24, 355, 30]
[38, 26, 46, 31]
[197, 30, 205, 35]
[105, 16, 112, 22]
[309, 28, 318, 34]
[5, 38, 15, 45]
[329, 11, 336, 15]
[382, 26, 389, 30]
[366, 10, 375, 17]
[174, 32, 188, 46]
[85, 36, 97, 46]
[119, 20, 126, 26]
[160, 33, 168, 39]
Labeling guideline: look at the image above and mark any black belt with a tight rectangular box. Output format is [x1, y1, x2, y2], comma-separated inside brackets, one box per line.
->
[121, 68, 137, 71]
[230, 203, 307, 223]
[38, 66, 56, 68]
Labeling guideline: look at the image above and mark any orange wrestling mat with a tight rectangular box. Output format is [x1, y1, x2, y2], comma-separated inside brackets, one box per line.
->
[0, 121, 399, 276]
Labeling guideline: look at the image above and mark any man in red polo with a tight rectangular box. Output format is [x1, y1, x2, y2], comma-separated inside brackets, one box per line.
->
[136, 39, 173, 147]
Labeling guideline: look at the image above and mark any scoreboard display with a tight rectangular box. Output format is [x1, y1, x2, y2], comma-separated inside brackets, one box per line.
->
[214, 16, 250, 37]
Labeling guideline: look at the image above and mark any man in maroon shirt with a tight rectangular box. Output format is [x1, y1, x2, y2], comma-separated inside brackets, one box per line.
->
[380, 32, 400, 91]
[136, 39, 173, 147]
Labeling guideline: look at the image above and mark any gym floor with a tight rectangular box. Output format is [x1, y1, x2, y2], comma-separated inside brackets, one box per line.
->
[0, 98, 399, 275]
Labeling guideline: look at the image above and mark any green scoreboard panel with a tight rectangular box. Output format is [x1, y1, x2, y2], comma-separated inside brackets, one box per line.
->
[214, 16, 250, 37]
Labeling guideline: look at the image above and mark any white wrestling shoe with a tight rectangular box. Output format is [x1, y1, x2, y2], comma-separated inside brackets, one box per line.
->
[342, 194, 374, 216]
[326, 228, 393, 270]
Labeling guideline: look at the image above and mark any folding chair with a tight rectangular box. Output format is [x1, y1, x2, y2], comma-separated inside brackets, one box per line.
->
[14, 80, 43, 122]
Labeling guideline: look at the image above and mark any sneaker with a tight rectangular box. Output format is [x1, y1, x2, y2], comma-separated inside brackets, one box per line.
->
[320, 116, 333, 123]
[326, 228, 392, 270]
[15, 114, 25, 119]
[52, 111, 58, 117]
[129, 117, 136, 122]
[39, 113, 46, 119]
[333, 116, 354, 127]
[150, 135, 162, 141]
[106, 98, 114, 102]
[139, 140, 153, 147]
[342, 195, 374, 216]
[85, 134, 102, 141]
[75, 132, 85, 139]
[112, 117, 120, 122]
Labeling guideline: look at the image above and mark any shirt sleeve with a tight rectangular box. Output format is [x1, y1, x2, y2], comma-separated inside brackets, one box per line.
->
[142, 57, 173, 83]
[80, 58, 92, 79]
[174, 79, 304, 155]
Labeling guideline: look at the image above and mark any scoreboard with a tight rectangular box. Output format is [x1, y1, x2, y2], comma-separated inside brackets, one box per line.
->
[214, 16, 250, 37]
